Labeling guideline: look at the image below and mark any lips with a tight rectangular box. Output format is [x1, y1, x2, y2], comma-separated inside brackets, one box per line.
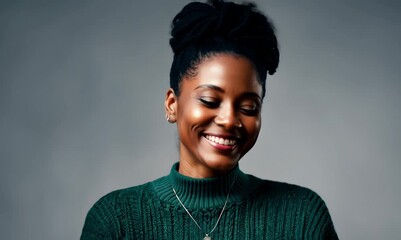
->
[204, 135, 237, 146]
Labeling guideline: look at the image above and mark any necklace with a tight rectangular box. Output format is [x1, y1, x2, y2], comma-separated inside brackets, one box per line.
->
[172, 179, 235, 240]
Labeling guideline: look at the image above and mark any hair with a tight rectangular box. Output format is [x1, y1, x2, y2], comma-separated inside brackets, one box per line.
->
[169, 0, 279, 98]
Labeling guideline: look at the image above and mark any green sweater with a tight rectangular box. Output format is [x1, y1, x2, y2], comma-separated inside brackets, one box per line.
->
[81, 163, 338, 239]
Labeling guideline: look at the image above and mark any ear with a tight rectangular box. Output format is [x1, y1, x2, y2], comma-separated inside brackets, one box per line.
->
[164, 88, 177, 123]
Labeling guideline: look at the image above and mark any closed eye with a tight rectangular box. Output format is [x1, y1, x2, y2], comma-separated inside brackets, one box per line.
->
[199, 98, 219, 108]
[240, 104, 260, 116]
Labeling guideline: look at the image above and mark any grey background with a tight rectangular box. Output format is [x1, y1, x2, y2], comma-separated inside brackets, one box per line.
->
[1, 0, 400, 239]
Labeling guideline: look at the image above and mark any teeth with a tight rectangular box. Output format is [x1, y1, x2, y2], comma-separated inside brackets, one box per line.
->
[205, 135, 236, 146]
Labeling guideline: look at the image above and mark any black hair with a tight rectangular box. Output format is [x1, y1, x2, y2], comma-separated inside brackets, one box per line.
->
[169, 0, 279, 98]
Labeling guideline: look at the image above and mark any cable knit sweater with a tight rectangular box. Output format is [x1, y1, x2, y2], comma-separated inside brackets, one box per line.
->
[81, 163, 338, 239]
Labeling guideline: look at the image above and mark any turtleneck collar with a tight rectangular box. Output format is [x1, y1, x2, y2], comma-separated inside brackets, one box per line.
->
[152, 162, 261, 209]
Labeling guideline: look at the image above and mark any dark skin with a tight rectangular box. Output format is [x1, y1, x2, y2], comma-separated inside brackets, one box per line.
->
[165, 54, 263, 178]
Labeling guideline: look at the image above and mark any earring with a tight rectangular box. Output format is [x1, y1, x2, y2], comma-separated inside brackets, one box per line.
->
[166, 114, 174, 122]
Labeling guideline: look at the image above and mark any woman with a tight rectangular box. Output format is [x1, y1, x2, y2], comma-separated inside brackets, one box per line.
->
[81, 0, 338, 239]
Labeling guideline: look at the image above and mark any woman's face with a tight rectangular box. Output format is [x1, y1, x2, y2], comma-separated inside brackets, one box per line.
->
[165, 54, 263, 178]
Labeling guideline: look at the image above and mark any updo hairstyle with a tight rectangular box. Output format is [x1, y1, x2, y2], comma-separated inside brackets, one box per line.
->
[169, 0, 280, 98]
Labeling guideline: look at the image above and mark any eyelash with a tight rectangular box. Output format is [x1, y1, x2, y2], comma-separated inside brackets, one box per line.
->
[240, 105, 259, 115]
[199, 98, 260, 115]
[199, 98, 219, 108]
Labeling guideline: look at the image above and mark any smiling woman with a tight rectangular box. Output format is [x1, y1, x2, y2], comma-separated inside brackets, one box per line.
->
[81, 0, 338, 239]
[166, 55, 262, 178]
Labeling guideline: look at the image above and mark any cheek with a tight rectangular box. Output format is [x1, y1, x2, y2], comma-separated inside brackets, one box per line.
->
[245, 117, 262, 139]
[253, 120, 262, 136]
[188, 103, 212, 121]
[241, 118, 261, 155]
[179, 104, 211, 128]
[192, 108, 203, 119]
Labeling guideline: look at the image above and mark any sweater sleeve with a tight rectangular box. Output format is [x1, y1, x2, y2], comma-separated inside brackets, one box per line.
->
[80, 194, 119, 240]
[304, 190, 339, 240]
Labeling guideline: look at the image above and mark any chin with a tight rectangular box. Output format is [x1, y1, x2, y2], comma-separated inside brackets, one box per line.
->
[205, 158, 239, 173]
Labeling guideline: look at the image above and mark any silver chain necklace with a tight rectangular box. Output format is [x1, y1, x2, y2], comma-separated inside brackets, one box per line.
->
[172, 179, 235, 240]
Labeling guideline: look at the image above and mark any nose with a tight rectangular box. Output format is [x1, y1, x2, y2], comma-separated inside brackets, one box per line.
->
[214, 103, 242, 129]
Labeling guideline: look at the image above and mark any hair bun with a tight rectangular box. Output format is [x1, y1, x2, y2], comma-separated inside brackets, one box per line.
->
[170, 2, 218, 54]
[170, 0, 279, 75]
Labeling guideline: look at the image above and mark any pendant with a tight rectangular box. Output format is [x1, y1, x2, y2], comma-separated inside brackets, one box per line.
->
[204, 234, 211, 240]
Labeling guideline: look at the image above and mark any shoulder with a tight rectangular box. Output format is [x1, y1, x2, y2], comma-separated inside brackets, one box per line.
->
[97, 183, 149, 204]
[253, 177, 324, 203]
[81, 182, 154, 239]
[248, 176, 332, 215]
[89, 180, 158, 215]
[250, 177, 338, 239]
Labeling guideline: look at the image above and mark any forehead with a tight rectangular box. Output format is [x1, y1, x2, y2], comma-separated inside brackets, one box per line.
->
[182, 54, 262, 96]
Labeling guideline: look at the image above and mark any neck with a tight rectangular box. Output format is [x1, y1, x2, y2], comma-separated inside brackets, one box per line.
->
[178, 159, 236, 178]
[152, 162, 261, 208]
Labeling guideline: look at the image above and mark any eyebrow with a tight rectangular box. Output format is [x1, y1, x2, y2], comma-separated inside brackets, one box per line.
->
[194, 84, 224, 92]
[194, 84, 262, 101]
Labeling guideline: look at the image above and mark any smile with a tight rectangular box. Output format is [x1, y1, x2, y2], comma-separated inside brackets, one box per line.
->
[205, 135, 236, 146]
